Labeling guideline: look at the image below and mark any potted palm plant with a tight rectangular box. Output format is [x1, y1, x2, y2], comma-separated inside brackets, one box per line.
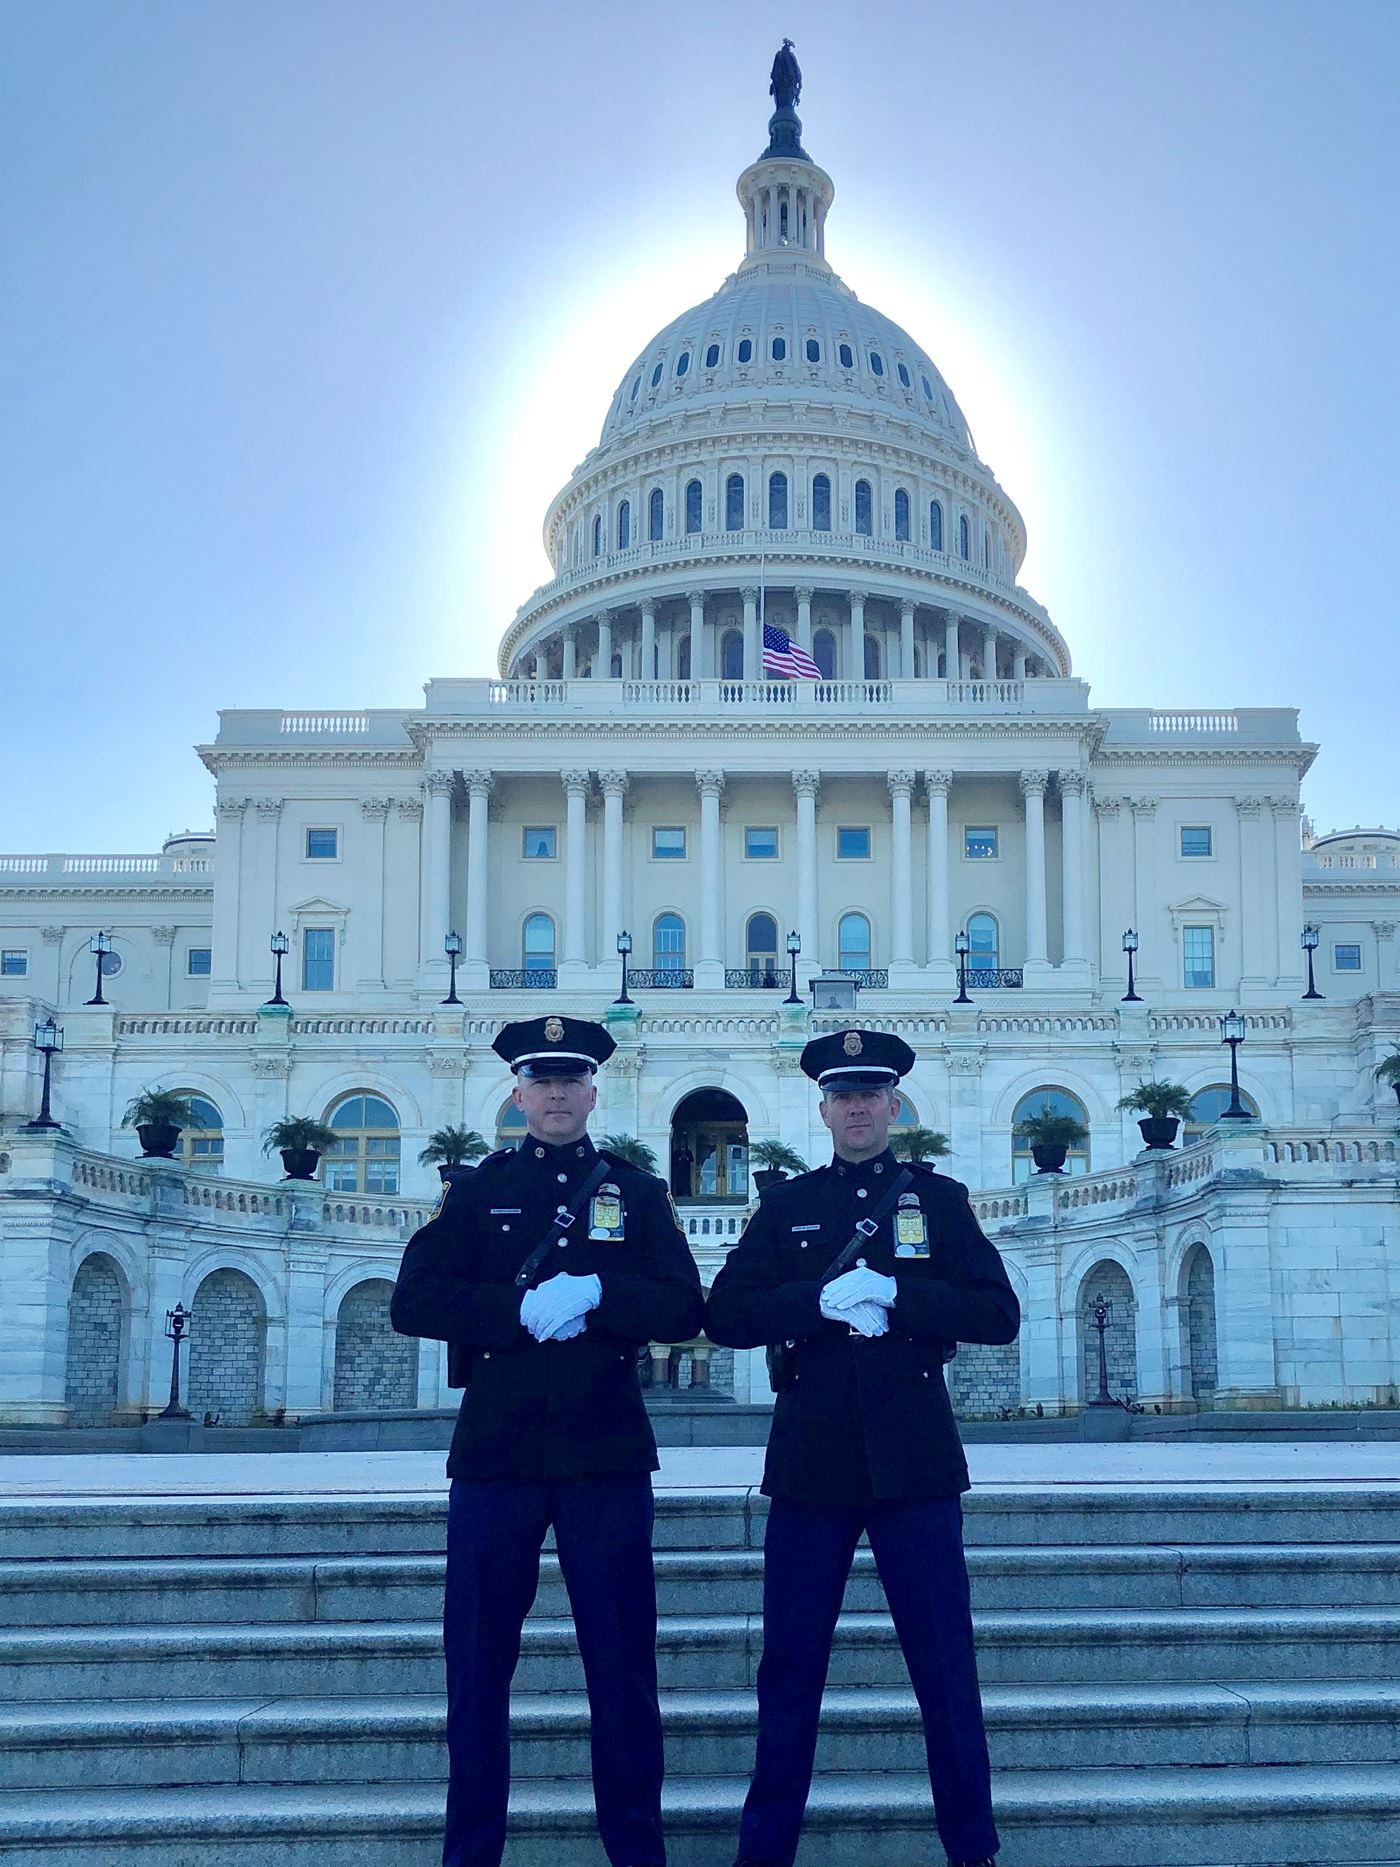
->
[122, 1089, 194, 1159]
[1376, 1053, 1400, 1112]
[599, 1133, 660, 1174]
[749, 1139, 809, 1188]
[890, 1126, 951, 1164]
[1116, 1080, 1194, 1150]
[262, 1116, 340, 1181]
[1014, 1102, 1089, 1174]
[418, 1125, 491, 1183]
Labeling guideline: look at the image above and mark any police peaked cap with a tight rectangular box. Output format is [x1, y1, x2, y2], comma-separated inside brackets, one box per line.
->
[492, 1015, 616, 1077]
[801, 1027, 915, 1090]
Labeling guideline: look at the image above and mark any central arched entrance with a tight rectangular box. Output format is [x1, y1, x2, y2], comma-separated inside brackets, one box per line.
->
[670, 1088, 749, 1201]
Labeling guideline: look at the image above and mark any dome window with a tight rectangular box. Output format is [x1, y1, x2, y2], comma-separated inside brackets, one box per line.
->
[649, 487, 664, 542]
[650, 362, 664, 388]
[768, 472, 788, 530]
[855, 479, 873, 537]
[617, 501, 631, 550]
[897, 362, 911, 388]
[630, 375, 641, 403]
[725, 473, 745, 531]
[983, 530, 991, 568]
[811, 473, 832, 532]
[705, 342, 720, 368]
[894, 488, 911, 542]
[814, 630, 837, 678]
[838, 342, 854, 369]
[771, 336, 786, 361]
[959, 514, 970, 560]
[593, 515, 603, 557]
[685, 478, 703, 534]
[805, 338, 820, 363]
[721, 629, 744, 678]
[869, 352, 885, 377]
[737, 338, 753, 364]
[676, 351, 690, 377]
[921, 374, 934, 401]
[929, 500, 944, 551]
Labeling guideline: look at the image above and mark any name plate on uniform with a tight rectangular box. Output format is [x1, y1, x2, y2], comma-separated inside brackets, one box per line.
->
[894, 1193, 930, 1258]
[588, 1184, 625, 1241]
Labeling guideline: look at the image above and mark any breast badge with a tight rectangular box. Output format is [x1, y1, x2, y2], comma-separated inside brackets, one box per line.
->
[894, 1192, 930, 1258]
[588, 1183, 625, 1241]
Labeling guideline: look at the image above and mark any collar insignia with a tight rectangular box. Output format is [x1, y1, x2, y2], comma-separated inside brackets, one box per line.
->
[843, 1031, 862, 1056]
[544, 1017, 564, 1042]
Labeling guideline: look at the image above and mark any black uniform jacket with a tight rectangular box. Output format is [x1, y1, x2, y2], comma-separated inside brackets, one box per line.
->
[391, 1135, 704, 1481]
[705, 1149, 1019, 1504]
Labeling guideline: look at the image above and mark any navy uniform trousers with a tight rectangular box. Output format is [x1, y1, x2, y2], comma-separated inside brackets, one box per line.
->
[443, 1472, 664, 1867]
[737, 1493, 999, 1867]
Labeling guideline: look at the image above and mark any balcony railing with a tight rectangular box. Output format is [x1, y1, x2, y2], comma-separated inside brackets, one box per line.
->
[839, 968, 889, 989]
[967, 968, 1024, 989]
[627, 968, 694, 989]
[490, 968, 557, 989]
[725, 967, 793, 990]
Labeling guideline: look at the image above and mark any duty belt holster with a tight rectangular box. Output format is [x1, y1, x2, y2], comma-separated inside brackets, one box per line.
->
[766, 1168, 915, 1393]
[447, 1155, 612, 1390]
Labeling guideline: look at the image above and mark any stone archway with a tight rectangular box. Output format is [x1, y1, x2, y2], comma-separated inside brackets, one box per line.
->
[669, 1088, 749, 1201]
[187, 1268, 266, 1425]
[1183, 1244, 1218, 1403]
[334, 1278, 418, 1410]
[1077, 1261, 1138, 1404]
[65, 1253, 126, 1426]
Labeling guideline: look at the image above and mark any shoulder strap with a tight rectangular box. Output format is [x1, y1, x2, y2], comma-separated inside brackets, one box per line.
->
[822, 1167, 916, 1280]
[512, 1155, 613, 1291]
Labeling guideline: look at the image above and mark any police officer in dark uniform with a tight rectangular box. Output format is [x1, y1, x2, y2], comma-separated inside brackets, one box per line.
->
[391, 1014, 704, 1867]
[705, 1028, 1019, 1867]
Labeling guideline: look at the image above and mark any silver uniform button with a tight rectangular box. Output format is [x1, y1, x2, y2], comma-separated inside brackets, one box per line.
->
[874, 1162, 884, 1173]
[857, 1187, 868, 1199]
[501, 1223, 510, 1232]
[557, 1172, 568, 1184]
[534, 1147, 545, 1159]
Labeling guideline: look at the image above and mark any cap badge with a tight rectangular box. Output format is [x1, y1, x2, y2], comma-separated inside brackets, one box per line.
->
[544, 1017, 564, 1043]
[843, 1031, 863, 1056]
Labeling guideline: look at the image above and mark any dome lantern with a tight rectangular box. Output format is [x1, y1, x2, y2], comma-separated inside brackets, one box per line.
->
[735, 40, 835, 264]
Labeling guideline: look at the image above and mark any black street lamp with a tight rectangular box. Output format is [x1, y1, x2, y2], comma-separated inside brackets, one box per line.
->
[265, 931, 290, 1008]
[159, 1303, 193, 1421]
[26, 1019, 64, 1131]
[615, 930, 634, 1005]
[443, 931, 464, 1005]
[1301, 925, 1323, 1000]
[1087, 1292, 1115, 1406]
[85, 931, 113, 1006]
[784, 929, 802, 1005]
[954, 929, 972, 1004]
[1220, 1011, 1250, 1118]
[1121, 928, 1142, 1003]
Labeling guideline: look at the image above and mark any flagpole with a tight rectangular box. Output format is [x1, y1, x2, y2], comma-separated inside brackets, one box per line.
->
[758, 548, 765, 684]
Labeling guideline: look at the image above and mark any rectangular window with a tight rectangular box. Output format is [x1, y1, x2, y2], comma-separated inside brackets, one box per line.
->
[1180, 825, 1213, 858]
[1183, 925, 1215, 989]
[186, 948, 212, 977]
[964, 826, 999, 860]
[302, 927, 335, 991]
[1333, 943, 1363, 971]
[652, 827, 686, 860]
[837, 826, 871, 860]
[305, 827, 338, 860]
[1, 950, 28, 977]
[522, 826, 557, 859]
[744, 827, 779, 860]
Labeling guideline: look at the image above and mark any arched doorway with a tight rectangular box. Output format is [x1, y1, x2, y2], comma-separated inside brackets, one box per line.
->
[334, 1278, 418, 1410]
[670, 1088, 749, 1201]
[188, 1268, 266, 1425]
[1181, 1244, 1218, 1403]
[65, 1252, 127, 1426]
[1077, 1261, 1138, 1405]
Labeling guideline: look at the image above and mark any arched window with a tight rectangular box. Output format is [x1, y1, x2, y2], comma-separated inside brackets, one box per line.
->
[897, 362, 911, 388]
[983, 529, 991, 568]
[771, 336, 786, 361]
[805, 338, 820, 363]
[725, 473, 745, 531]
[967, 912, 1000, 975]
[648, 487, 664, 541]
[811, 473, 831, 531]
[921, 373, 934, 401]
[1184, 1085, 1259, 1140]
[495, 1097, 528, 1151]
[959, 513, 970, 559]
[721, 629, 744, 679]
[592, 515, 602, 557]
[174, 1093, 224, 1169]
[768, 471, 788, 529]
[704, 342, 720, 368]
[629, 374, 641, 403]
[890, 1093, 921, 1132]
[1012, 1088, 1090, 1182]
[864, 634, 881, 679]
[653, 912, 686, 972]
[685, 478, 703, 534]
[325, 1093, 401, 1195]
[523, 912, 556, 978]
[737, 338, 753, 364]
[813, 629, 837, 678]
[745, 912, 780, 986]
[650, 361, 663, 387]
[610, 654, 623, 678]
[854, 479, 873, 536]
[838, 912, 872, 974]
[894, 488, 910, 541]
[617, 500, 631, 550]
[838, 341, 854, 369]
[869, 351, 885, 376]
[675, 350, 690, 377]
[929, 500, 943, 551]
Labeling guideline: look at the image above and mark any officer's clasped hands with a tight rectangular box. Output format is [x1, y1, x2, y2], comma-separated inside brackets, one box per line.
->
[520, 1271, 602, 1342]
[821, 1263, 898, 1312]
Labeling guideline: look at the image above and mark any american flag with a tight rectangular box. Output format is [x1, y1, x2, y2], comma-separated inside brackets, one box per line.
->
[762, 622, 821, 680]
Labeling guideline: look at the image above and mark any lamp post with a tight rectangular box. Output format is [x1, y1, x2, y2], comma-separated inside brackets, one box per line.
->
[784, 929, 802, 1005]
[614, 930, 633, 1006]
[85, 931, 113, 1006]
[1121, 928, 1142, 1003]
[1087, 1292, 1115, 1406]
[25, 1019, 63, 1130]
[265, 931, 289, 1008]
[442, 931, 463, 1005]
[1220, 1011, 1249, 1118]
[159, 1303, 193, 1421]
[1301, 924, 1323, 1000]
[954, 930, 972, 1005]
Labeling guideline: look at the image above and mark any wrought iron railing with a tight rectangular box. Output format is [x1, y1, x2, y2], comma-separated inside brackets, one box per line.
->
[838, 968, 889, 989]
[967, 968, 1024, 989]
[724, 967, 793, 990]
[489, 968, 557, 989]
[627, 968, 694, 989]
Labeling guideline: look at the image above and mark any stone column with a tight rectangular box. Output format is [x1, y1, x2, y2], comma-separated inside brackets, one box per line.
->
[595, 611, 613, 679]
[1211, 1148, 1282, 1406]
[925, 770, 952, 974]
[640, 600, 656, 681]
[253, 799, 283, 988]
[795, 586, 814, 656]
[1093, 794, 1126, 986]
[561, 770, 590, 976]
[888, 771, 915, 973]
[943, 612, 960, 683]
[1059, 770, 1087, 970]
[848, 590, 866, 682]
[210, 796, 247, 999]
[696, 770, 725, 988]
[687, 591, 706, 678]
[1021, 770, 1049, 967]
[658, 620, 674, 680]
[420, 772, 454, 981]
[1013, 647, 1027, 681]
[741, 588, 759, 679]
[358, 797, 390, 991]
[899, 601, 916, 679]
[982, 625, 999, 683]
[562, 628, 577, 681]
[599, 771, 629, 959]
[793, 771, 820, 982]
[1019, 1241, 1064, 1416]
[1130, 796, 1159, 991]
[463, 771, 494, 986]
[1374, 920, 1398, 997]
[531, 651, 545, 681]
[1272, 796, 1302, 989]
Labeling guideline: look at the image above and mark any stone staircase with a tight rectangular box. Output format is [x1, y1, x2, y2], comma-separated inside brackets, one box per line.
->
[2, 1481, 1400, 1865]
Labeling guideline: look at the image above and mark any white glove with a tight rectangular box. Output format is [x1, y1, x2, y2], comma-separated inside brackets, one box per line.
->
[521, 1272, 601, 1342]
[825, 1299, 889, 1338]
[822, 1263, 898, 1312]
[543, 1312, 588, 1343]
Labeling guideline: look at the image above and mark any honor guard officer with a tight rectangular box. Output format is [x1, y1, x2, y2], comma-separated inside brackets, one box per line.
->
[391, 1014, 704, 1867]
[705, 1028, 1020, 1867]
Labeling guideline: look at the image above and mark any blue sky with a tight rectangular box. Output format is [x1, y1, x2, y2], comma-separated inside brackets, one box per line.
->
[3, 0, 1397, 851]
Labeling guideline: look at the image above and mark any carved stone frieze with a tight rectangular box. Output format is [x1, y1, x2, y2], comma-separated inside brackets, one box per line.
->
[215, 796, 248, 820]
[1092, 794, 1122, 819]
[1058, 769, 1087, 797]
[792, 770, 821, 800]
[250, 1056, 292, 1078]
[1019, 769, 1049, 798]
[150, 926, 176, 946]
[253, 798, 283, 819]
[946, 1053, 983, 1077]
[887, 770, 916, 799]
[396, 798, 423, 821]
[360, 797, 391, 819]
[1128, 795, 1158, 818]
[696, 770, 726, 799]
[1236, 797, 1263, 818]
[462, 770, 495, 798]
[924, 769, 953, 796]
[598, 770, 630, 798]
[561, 769, 591, 796]
[422, 770, 455, 799]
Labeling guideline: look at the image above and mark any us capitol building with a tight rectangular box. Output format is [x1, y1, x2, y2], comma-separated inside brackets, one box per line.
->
[2, 69, 1397, 1433]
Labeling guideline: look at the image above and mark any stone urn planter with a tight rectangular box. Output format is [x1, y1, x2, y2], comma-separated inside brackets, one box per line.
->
[1031, 1142, 1069, 1174]
[280, 1147, 321, 1181]
[1138, 1116, 1181, 1150]
[135, 1121, 182, 1159]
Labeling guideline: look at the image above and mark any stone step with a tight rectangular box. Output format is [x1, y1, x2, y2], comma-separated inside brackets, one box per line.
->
[5, 1680, 1400, 1792]
[7, 1483, 1400, 1560]
[5, 1539, 1400, 1629]
[1, 1764, 1399, 1865]
[4, 1605, 1399, 1701]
